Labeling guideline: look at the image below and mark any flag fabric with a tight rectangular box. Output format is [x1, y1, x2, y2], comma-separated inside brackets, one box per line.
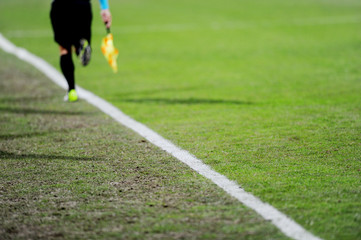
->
[101, 33, 118, 73]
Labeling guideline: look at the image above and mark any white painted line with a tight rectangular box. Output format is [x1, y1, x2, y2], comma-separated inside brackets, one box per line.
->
[0, 33, 322, 240]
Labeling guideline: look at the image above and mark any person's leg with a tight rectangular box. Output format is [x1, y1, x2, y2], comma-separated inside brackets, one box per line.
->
[51, 1, 77, 101]
[74, 1, 93, 66]
[59, 46, 75, 92]
[59, 45, 78, 102]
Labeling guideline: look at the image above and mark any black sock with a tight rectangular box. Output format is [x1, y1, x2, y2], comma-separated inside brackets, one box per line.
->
[60, 53, 75, 91]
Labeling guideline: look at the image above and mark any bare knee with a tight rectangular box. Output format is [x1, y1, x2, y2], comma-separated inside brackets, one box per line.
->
[59, 46, 70, 55]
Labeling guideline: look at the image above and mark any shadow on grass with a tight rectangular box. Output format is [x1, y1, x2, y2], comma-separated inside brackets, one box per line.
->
[110, 85, 253, 105]
[0, 106, 91, 115]
[114, 86, 205, 98]
[0, 128, 74, 140]
[0, 132, 53, 140]
[0, 150, 102, 161]
[116, 98, 253, 105]
[0, 95, 54, 103]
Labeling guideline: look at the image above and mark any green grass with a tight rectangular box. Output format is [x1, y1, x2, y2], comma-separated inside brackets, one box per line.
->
[1, 0, 361, 239]
[0, 51, 287, 239]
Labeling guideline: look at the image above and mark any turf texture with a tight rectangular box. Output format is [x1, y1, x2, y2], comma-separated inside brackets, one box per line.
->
[0, 0, 361, 239]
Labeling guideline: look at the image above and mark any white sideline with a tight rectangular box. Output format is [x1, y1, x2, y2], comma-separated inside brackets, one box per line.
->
[0, 33, 322, 240]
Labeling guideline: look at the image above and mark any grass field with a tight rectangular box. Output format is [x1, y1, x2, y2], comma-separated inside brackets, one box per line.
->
[0, 50, 289, 239]
[1, 0, 361, 239]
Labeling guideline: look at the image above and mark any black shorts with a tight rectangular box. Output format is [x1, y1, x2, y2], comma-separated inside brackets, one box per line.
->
[50, 0, 93, 50]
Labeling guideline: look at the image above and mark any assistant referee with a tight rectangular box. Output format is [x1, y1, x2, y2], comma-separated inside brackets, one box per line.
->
[50, 0, 112, 102]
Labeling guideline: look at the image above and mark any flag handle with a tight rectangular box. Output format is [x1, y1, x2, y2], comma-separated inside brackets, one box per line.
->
[105, 22, 111, 34]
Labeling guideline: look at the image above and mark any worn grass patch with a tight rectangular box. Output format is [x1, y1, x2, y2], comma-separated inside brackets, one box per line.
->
[0, 52, 288, 239]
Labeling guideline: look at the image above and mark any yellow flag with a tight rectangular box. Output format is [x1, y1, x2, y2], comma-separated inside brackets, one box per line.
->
[101, 33, 119, 73]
